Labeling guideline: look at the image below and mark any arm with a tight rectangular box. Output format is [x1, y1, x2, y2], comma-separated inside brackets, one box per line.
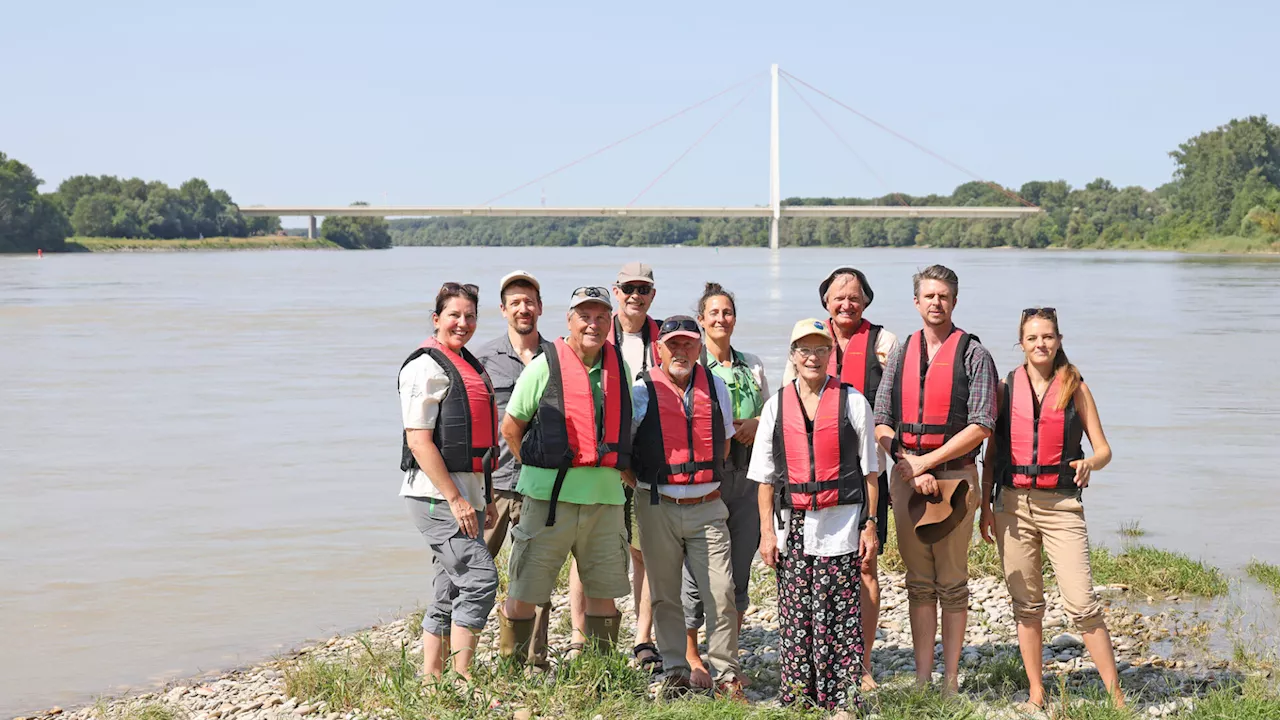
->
[978, 381, 1005, 544]
[757, 482, 778, 567]
[1071, 381, 1111, 486]
[501, 414, 528, 464]
[859, 471, 880, 558]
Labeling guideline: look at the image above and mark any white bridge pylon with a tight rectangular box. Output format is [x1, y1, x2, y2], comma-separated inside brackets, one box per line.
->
[242, 64, 1040, 247]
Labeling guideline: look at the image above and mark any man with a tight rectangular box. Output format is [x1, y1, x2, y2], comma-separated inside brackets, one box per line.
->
[874, 264, 998, 693]
[498, 286, 635, 661]
[805, 267, 900, 690]
[608, 261, 661, 672]
[475, 270, 553, 668]
[628, 315, 742, 698]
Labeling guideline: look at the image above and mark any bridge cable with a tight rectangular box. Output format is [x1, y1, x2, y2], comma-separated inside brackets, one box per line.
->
[780, 70, 1038, 209]
[780, 74, 910, 207]
[626, 77, 764, 207]
[482, 72, 767, 206]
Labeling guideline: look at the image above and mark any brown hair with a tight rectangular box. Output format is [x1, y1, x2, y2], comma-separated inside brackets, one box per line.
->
[697, 281, 736, 316]
[434, 282, 479, 315]
[1019, 308, 1081, 411]
[912, 264, 959, 298]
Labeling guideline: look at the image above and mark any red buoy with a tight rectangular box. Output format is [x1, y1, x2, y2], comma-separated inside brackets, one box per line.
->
[37, 248, 43, 258]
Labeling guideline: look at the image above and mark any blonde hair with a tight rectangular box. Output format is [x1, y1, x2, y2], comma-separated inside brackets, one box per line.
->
[1020, 308, 1080, 411]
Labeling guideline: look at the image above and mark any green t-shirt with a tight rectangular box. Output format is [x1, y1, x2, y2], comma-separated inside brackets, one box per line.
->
[506, 348, 633, 506]
[706, 350, 764, 420]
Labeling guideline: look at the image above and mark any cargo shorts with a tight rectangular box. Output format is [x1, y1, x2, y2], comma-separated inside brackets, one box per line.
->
[507, 497, 632, 604]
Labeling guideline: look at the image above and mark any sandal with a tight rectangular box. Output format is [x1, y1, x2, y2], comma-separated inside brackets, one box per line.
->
[565, 641, 586, 660]
[633, 642, 664, 674]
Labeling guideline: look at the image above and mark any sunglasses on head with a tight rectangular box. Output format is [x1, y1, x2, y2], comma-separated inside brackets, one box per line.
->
[616, 283, 653, 296]
[573, 286, 610, 299]
[659, 317, 700, 336]
[1022, 306, 1057, 319]
[441, 282, 479, 296]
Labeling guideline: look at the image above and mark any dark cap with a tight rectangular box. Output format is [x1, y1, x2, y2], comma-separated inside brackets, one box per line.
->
[818, 267, 874, 306]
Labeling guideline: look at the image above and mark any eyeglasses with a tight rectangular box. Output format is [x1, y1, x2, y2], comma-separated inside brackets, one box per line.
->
[1022, 306, 1057, 319]
[659, 317, 700, 336]
[572, 286, 610, 299]
[790, 345, 833, 360]
[441, 282, 479, 296]
[616, 283, 653, 296]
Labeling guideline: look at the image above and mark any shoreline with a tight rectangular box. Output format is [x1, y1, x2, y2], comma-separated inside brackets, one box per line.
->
[17, 561, 1276, 720]
[61, 237, 339, 253]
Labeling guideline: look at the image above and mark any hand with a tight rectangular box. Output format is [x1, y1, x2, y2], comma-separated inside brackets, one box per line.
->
[620, 470, 637, 489]
[448, 496, 480, 538]
[903, 454, 933, 479]
[911, 473, 939, 496]
[979, 506, 995, 544]
[733, 418, 760, 445]
[484, 502, 498, 530]
[859, 522, 880, 559]
[1070, 459, 1092, 488]
[759, 530, 779, 568]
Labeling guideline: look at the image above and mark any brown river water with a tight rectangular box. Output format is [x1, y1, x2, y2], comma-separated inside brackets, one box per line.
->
[2, 246, 1278, 713]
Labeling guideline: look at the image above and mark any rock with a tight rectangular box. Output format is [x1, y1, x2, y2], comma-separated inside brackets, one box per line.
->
[293, 706, 314, 716]
[50, 711, 64, 717]
[512, 710, 533, 720]
[1051, 633, 1083, 650]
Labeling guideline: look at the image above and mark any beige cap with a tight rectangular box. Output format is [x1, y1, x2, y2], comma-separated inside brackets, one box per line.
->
[615, 261, 655, 285]
[498, 270, 540, 295]
[789, 318, 835, 346]
[568, 285, 612, 310]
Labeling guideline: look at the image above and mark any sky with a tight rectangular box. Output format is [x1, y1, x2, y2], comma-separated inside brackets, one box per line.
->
[5, 0, 1278, 219]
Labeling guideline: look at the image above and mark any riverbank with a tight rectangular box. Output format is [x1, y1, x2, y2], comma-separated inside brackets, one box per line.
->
[21, 544, 1278, 720]
[63, 237, 338, 252]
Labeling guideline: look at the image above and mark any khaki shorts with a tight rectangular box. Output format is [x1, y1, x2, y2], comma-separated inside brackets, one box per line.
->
[508, 497, 631, 605]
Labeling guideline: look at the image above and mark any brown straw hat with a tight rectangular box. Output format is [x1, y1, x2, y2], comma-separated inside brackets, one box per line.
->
[903, 466, 971, 545]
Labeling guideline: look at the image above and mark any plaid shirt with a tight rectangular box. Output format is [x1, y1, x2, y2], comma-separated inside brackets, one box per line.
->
[873, 328, 998, 460]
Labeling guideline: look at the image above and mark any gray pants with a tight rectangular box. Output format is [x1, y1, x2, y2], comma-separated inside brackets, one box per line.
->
[406, 497, 498, 635]
[682, 466, 760, 629]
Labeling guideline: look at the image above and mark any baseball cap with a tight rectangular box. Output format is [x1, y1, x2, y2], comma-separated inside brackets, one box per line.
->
[498, 270, 540, 295]
[658, 315, 701, 342]
[616, 262, 655, 285]
[789, 318, 835, 346]
[818, 267, 875, 305]
[568, 286, 612, 310]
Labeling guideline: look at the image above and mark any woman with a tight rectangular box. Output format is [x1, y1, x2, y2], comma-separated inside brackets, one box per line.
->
[680, 282, 771, 688]
[753, 319, 880, 717]
[979, 307, 1124, 710]
[398, 282, 500, 682]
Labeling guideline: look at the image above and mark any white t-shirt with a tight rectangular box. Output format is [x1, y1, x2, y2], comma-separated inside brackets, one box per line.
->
[630, 372, 736, 499]
[398, 353, 486, 507]
[749, 381, 880, 557]
[617, 330, 655, 381]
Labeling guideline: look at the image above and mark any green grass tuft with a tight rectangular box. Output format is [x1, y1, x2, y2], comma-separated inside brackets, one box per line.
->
[1245, 559, 1280, 595]
[1179, 678, 1280, 719]
[1118, 520, 1146, 538]
[103, 703, 186, 720]
[962, 652, 1030, 695]
[1090, 545, 1228, 598]
[872, 685, 980, 719]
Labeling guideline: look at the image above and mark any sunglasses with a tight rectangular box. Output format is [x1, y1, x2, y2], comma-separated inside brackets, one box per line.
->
[1022, 306, 1057, 319]
[659, 317, 700, 336]
[616, 283, 653, 296]
[572, 286, 610, 299]
[441, 282, 479, 296]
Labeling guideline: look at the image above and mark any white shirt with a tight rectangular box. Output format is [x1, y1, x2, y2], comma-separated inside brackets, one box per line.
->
[617, 330, 653, 381]
[631, 372, 736, 499]
[749, 381, 880, 557]
[398, 353, 486, 507]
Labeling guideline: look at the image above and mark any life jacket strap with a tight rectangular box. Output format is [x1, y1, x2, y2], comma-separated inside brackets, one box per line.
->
[898, 421, 956, 435]
[664, 460, 717, 475]
[785, 479, 841, 495]
[481, 447, 495, 505]
[545, 449, 576, 527]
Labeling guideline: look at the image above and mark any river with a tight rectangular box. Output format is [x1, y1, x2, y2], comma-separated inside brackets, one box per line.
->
[2, 246, 1277, 714]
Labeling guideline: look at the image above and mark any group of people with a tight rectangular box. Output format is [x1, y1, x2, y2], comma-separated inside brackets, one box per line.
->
[397, 261, 1124, 716]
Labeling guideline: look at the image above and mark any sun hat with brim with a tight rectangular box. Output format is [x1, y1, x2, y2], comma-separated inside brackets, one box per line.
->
[789, 318, 835, 346]
[498, 270, 540, 295]
[568, 286, 612, 310]
[818, 267, 875, 306]
[905, 471, 971, 545]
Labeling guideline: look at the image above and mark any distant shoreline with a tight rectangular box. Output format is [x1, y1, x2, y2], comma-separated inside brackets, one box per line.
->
[61, 236, 338, 252]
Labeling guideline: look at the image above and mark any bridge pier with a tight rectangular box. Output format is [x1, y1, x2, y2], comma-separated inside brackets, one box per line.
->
[308, 215, 317, 239]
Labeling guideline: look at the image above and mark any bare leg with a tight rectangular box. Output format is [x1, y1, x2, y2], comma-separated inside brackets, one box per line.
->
[1082, 625, 1125, 707]
[940, 609, 967, 694]
[503, 597, 537, 620]
[686, 628, 711, 688]
[632, 547, 654, 645]
[860, 552, 881, 689]
[422, 632, 446, 680]
[569, 559, 586, 646]
[908, 603, 938, 687]
[584, 596, 618, 616]
[1016, 620, 1045, 707]
[449, 625, 480, 680]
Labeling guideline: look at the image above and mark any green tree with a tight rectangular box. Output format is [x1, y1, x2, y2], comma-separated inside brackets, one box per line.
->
[320, 202, 391, 249]
[0, 152, 71, 252]
[71, 193, 121, 237]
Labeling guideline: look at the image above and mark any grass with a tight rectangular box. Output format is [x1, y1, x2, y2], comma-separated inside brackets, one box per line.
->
[1090, 545, 1228, 598]
[961, 652, 1030, 695]
[93, 702, 186, 720]
[871, 685, 979, 719]
[1245, 559, 1280, 595]
[65, 236, 337, 252]
[1179, 678, 1280, 719]
[1118, 520, 1146, 538]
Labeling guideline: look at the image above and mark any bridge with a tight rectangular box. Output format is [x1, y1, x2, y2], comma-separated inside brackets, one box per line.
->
[240, 66, 1040, 250]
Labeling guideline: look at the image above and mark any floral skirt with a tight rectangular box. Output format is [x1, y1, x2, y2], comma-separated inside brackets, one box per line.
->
[776, 510, 865, 712]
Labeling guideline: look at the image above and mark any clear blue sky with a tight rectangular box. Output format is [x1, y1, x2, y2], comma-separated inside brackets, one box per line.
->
[5, 0, 1277, 214]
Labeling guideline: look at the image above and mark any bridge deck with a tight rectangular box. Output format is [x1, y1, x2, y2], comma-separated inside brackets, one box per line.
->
[239, 205, 1040, 219]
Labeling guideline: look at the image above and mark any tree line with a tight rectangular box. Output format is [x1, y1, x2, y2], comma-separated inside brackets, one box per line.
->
[391, 115, 1280, 250]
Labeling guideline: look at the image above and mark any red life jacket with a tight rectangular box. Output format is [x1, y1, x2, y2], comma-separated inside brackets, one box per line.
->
[398, 338, 499, 502]
[826, 318, 885, 401]
[772, 378, 864, 513]
[891, 328, 972, 452]
[997, 365, 1085, 490]
[634, 364, 725, 503]
[608, 314, 661, 377]
[520, 338, 632, 525]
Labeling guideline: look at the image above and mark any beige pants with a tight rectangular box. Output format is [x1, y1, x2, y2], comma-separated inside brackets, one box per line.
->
[994, 487, 1105, 631]
[634, 494, 740, 681]
[890, 465, 979, 612]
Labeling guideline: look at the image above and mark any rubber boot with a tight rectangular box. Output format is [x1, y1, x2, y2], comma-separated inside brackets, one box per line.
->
[584, 612, 622, 654]
[498, 609, 535, 664]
